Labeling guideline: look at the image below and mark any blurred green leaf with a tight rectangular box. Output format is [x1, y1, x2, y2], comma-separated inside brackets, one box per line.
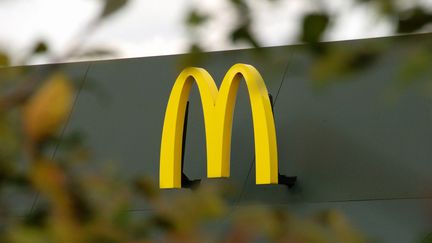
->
[23, 207, 49, 227]
[32, 41, 48, 54]
[134, 177, 159, 199]
[189, 43, 203, 53]
[0, 114, 19, 166]
[397, 7, 432, 33]
[100, 0, 128, 18]
[22, 72, 74, 143]
[231, 23, 259, 48]
[311, 46, 378, 86]
[8, 227, 51, 243]
[398, 49, 432, 83]
[230, 0, 248, 11]
[421, 233, 432, 243]
[378, 0, 396, 15]
[0, 51, 10, 67]
[301, 13, 330, 43]
[357, 0, 395, 15]
[186, 10, 209, 27]
[179, 43, 205, 68]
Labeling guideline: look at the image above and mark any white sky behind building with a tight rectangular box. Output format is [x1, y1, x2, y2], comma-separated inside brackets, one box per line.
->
[1, 0, 429, 65]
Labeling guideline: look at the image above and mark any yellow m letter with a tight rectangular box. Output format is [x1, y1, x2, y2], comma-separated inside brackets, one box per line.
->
[160, 64, 278, 188]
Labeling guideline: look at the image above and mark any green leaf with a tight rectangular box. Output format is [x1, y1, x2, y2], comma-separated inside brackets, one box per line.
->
[310, 46, 378, 86]
[397, 7, 432, 33]
[421, 233, 432, 243]
[186, 10, 209, 27]
[300, 13, 330, 43]
[100, 0, 128, 18]
[230, 0, 247, 9]
[229, 0, 248, 14]
[180, 43, 205, 67]
[0, 115, 19, 152]
[33, 41, 48, 54]
[189, 43, 203, 53]
[0, 51, 10, 67]
[356, 0, 395, 15]
[230, 23, 260, 48]
[398, 49, 432, 83]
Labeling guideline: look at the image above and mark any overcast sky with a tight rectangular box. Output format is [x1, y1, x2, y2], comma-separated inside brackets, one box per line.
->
[0, 0, 415, 65]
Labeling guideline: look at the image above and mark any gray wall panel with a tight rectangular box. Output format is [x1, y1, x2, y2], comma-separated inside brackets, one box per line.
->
[241, 35, 432, 203]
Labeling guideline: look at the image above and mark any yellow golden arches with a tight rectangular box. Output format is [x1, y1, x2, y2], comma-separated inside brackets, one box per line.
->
[159, 63, 278, 189]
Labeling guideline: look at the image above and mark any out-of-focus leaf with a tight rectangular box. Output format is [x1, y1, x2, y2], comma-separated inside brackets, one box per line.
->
[311, 49, 351, 83]
[311, 46, 378, 86]
[33, 41, 48, 54]
[230, 0, 249, 25]
[58, 131, 84, 150]
[186, 10, 209, 27]
[357, 0, 395, 15]
[315, 210, 365, 243]
[45, 131, 90, 164]
[377, 0, 395, 15]
[232, 206, 280, 238]
[0, 115, 19, 164]
[100, 0, 128, 18]
[398, 49, 432, 83]
[22, 73, 74, 142]
[230, 0, 243, 6]
[134, 177, 159, 200]
[0, 113, 22, 187]
[67, 185, 93, 223]
[397, 7, 432, 33]
[180, 43, 205, 67]
[231, 23, 260, 48]
[346, 49, 378, 70]
[300, 13, 330, 43]
[23, 206, 50, 227]
[0, 51, 10, 67]
[7, 227, 51, 243]
[421, 233, 432, 243]
[189, 43, 203, 54]
[31, 160, 66, 200]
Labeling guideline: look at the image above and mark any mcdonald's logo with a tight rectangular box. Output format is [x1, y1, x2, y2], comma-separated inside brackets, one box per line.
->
[160, 63, 278, 189]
